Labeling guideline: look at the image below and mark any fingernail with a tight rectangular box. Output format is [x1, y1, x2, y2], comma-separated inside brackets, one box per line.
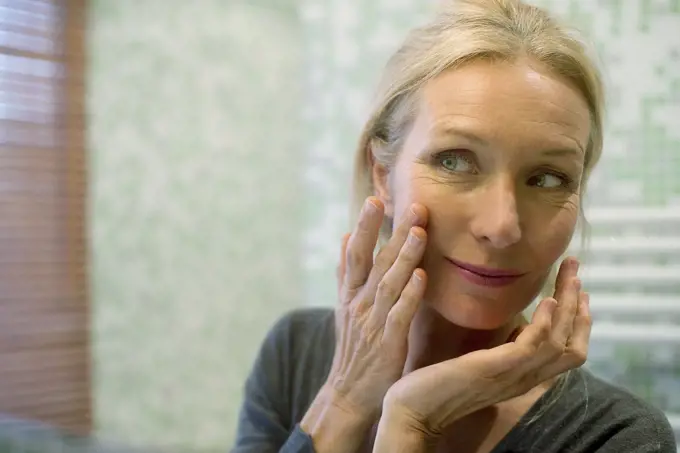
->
[410, 204, 420, 221]
[364, 199, 378, 214]
[545, 298, 557, 314]
[565, 257, 579, 271]
[408, 230, 422, 245]
[412, 270, 423, 283]
[573, 278, 582, 291]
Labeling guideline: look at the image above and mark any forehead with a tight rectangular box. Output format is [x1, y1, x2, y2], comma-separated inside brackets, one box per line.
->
[416, 60, 591, 152]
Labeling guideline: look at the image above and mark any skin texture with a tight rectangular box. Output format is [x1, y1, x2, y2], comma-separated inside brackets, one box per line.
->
[300, 58, 594, 453]
[375, 58, 590, 331]
[369, 59, 592, 450]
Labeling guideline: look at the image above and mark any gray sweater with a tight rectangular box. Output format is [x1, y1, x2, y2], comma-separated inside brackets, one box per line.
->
[232, 308, 677, 453]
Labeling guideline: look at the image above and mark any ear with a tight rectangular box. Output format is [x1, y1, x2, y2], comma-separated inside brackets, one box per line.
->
[369, 143, 394, 218]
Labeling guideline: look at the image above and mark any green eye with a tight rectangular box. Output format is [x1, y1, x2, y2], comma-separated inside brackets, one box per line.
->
[439, 154, 475, 173]
[530, 173, 566, 189]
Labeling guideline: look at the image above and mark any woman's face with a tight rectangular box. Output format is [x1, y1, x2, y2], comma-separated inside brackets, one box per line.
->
[374, 59, 591, 330]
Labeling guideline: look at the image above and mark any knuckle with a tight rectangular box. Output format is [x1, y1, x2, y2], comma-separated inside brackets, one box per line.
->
[535, 321, 552, 341]
[373, 249, 392, 272]
[386, 309, 409, 331]
[346, 245, 362, 267]
[397, 247, 418, 265]
[377, 279, 399, 301]
[571, 349, 588, 366]
[401, 236, 422, 258]
[348, 301, 361, 318]
[358, 215, 370, 230]
[581, 314, 593, 328]
[349, 296, 369, 318]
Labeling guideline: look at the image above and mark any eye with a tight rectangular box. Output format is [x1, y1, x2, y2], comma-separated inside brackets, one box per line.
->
[528, 172, 569, 189]
[437, 152, 476, 174]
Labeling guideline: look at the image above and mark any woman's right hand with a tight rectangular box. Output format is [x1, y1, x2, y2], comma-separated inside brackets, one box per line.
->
[300, 197, 428, 452]
[325, 197, 428, 417]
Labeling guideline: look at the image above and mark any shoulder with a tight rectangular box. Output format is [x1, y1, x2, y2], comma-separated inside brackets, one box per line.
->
[509, 369, 677, 452]
[263, 307, 336, 421]
[264, 307, 335, 348]
[260, 306, 335, 381]
[249, 307, 334, 374]
[235, 308, 335, 445]
[576, 369, 671, 421]
[577, 370, 676, 448]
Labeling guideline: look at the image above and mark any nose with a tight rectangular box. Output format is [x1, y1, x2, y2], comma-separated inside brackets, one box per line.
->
[469, 177, 522, 249]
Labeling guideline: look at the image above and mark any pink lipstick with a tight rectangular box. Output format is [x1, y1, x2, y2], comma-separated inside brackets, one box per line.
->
[447, 258, 525, 288]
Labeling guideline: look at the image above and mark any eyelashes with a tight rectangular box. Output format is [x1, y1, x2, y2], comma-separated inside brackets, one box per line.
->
[529, 169, 577, 190]
[434, 151, 477, 174]
[424, 150, 580, 191]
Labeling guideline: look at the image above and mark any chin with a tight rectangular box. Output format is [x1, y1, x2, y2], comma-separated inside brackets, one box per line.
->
[421, 259, 550, 329]
[428, 296, 515, 330]
[424, 279, 534, 330]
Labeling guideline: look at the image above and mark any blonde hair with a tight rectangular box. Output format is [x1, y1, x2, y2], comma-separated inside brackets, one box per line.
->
[351, 0, 604, 297]
[350, 0, 605, 418]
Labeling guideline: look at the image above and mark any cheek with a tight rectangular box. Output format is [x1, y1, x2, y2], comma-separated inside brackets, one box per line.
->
[390, 169, 458, 234]
[526, 202, 579, 265]
[388, 161, 426, 226]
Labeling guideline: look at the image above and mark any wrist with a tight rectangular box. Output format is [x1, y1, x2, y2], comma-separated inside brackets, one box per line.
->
[301, 384, 376, 453]
[311, 382, 378, 421]
[373, 407, 430, 453]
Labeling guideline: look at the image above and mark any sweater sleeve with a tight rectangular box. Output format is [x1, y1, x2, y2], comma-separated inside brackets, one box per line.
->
[231, 311, 317, 453]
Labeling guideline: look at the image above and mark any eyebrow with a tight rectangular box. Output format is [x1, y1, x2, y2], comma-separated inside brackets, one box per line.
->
[433, 125, 488, 146]
[432, 124, 584, 156]
[540, 148, 584, 157]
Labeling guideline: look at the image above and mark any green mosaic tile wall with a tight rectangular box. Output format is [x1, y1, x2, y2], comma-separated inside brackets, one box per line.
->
[89, 0, 680, 449]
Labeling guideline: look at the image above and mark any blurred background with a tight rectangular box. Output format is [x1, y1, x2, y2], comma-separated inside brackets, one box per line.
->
[0, 0, 679, 451]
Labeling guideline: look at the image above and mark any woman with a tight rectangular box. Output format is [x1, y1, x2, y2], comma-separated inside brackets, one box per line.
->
[233, 0, 677, 452]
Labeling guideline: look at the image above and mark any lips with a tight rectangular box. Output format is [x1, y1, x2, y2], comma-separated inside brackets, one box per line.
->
[447, 258, 525, 288]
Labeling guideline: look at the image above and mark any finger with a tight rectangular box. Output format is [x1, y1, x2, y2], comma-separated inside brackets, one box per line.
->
[369, 227, 427, 325]
[536, 291, 592, 381]
[344, 198, 384, 294]
[382, 268, 426, 345]
[553, 257, 579, 297]
[521, 279, 580, 373]
[567, 291, 591, 360]
[336, 233, 351, 295]
[566, 291, 591, 363]
[551, 276, 581, 348]
[507, 299, 559, 383]
[360, 204, 427, 301]
[548, 257, 579, 345]
[514, 297, 556, 348]
[507, 316, 529, 342]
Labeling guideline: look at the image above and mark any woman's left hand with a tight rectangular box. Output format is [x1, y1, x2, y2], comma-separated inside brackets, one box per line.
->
[378, 257, 591, 441]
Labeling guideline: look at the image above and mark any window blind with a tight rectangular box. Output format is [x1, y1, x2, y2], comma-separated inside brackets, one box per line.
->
[575, 207, 680, 444]
[0, 0, 89, 435]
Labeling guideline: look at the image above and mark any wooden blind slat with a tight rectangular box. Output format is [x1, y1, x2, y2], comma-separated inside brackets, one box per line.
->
[0, 282, 87, 299]
[0, 295, 86, 312]
[0, 0, 90, 435]
[2, 397, 90, 419]
[0, 238, 85, 257]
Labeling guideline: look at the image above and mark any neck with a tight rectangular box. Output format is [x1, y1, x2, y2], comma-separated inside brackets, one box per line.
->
[403, 305, 526, 375]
